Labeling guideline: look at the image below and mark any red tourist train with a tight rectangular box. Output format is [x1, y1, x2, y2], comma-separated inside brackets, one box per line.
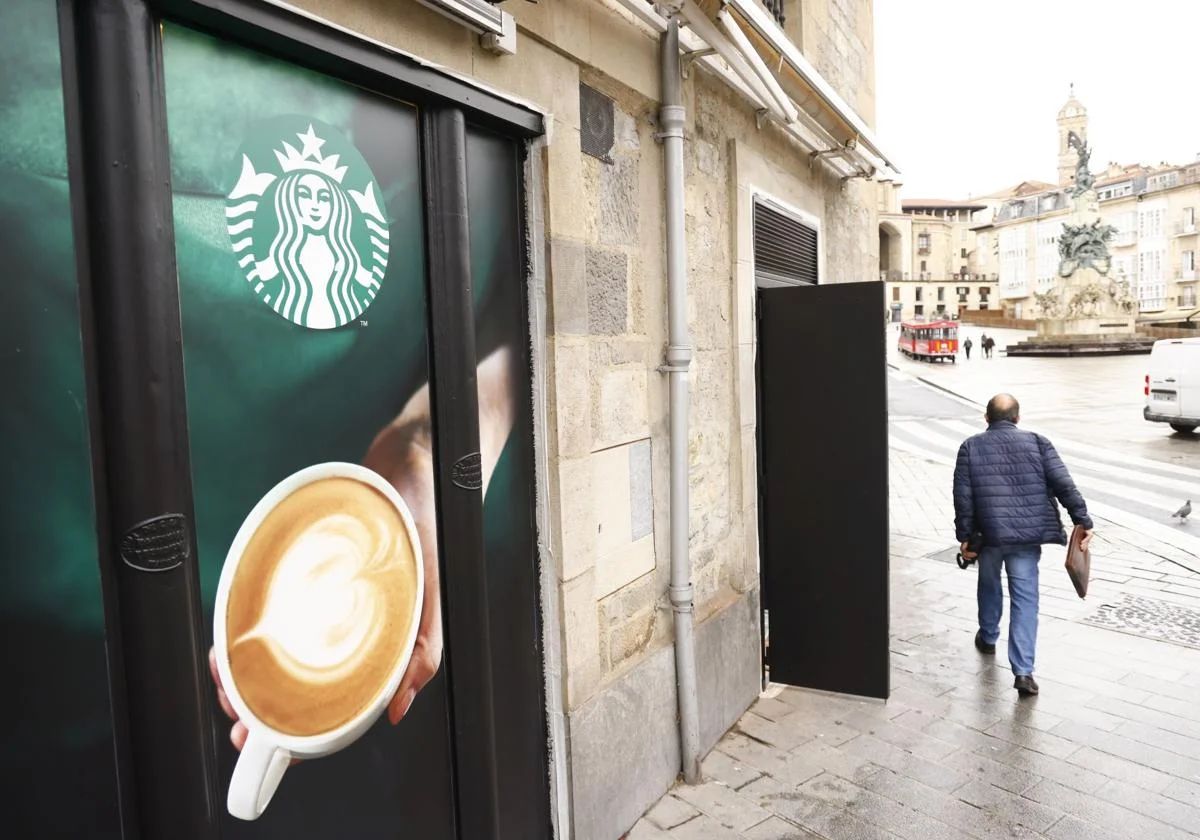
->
[898, 320, 958, 363]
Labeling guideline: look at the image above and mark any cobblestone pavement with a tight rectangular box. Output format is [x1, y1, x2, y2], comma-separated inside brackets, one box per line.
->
[628, 448, 1200, 840]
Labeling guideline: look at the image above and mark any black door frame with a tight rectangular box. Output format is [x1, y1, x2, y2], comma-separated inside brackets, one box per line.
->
[56, 1, 546, 838]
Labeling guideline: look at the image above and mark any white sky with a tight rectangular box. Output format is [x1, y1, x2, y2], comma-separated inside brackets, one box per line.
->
[874, 0, 1200, 199]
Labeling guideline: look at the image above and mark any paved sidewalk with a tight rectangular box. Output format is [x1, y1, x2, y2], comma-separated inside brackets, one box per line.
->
[628, 449, 1200, 840]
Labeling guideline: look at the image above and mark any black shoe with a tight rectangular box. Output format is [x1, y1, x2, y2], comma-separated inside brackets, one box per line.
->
[1014, 675, 1039, 697]
[974, 631, 995, 655]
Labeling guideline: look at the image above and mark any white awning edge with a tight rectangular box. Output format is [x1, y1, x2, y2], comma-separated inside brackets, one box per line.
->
[724, 0, 898, 175]
[611, 0, 869, 179]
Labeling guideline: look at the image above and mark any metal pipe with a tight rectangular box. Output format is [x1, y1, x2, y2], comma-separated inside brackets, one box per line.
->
[660, 18, 701, 785]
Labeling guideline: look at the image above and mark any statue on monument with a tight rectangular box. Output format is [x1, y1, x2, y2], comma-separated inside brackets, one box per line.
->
[1067, 130, 1094, 196]
[1058, 218, 1117, 277]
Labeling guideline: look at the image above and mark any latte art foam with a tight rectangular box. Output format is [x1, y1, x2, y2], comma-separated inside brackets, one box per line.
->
[237, 511, 400, 685]
[226, 477, 418, 737]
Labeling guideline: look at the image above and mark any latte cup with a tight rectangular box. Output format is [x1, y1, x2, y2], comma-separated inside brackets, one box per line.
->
[213, 462, 423, 821]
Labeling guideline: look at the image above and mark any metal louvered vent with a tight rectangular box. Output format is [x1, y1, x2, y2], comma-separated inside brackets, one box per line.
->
[753, 200, 818, 287]
[579, 83, 614, 163]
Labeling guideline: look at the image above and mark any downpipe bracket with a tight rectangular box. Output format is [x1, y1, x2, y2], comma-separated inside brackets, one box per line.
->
[669, 582, 695, 614]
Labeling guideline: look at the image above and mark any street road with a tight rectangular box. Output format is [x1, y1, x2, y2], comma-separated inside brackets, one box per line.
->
[887, 350, 1200, 561]
[888, 324, 1198, 468]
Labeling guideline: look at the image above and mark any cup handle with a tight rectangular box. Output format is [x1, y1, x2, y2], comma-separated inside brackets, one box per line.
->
[227, 729, 291, 821]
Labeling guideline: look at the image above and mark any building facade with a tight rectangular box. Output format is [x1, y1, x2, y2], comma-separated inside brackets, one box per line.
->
[885, 88, 1200, 324]
[879, 189, 994, 321]
[975, 91, 1200, 320]
[0, 1, 892, 839]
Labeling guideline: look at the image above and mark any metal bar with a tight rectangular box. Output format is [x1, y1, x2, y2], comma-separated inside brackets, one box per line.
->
[420, 106, 501, 840]
[68, 0, 220, 836]
[154, 0, 543, 137]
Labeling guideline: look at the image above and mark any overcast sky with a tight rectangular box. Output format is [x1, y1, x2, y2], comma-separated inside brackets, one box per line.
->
[874, 0, 1200, 199]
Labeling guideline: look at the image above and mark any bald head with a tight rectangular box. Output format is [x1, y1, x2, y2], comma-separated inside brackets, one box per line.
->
[986, 393, 1020, 424]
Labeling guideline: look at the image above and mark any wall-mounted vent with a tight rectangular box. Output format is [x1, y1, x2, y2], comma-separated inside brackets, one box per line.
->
[579, 83, 614, 164]
[753, 201, 819, 287]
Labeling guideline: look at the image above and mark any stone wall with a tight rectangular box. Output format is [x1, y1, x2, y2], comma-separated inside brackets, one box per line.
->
[282, 2, 879, 837]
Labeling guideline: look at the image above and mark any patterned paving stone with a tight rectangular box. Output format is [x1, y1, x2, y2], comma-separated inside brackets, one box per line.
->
[1081, 594, 1200, 649]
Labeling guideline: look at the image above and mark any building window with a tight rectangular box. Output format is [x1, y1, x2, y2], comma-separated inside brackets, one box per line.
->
[936, 304, 946, 314]
[979, 303, 989, 310]
[1183, 286, 1197, 307]
[920, 260, 927, 273]
[892, 286, 900, 302]
[915, 287, 923, 302]
[1184, 250, 1196, 272]
[978, 286, 990, 297]
[752, 199, 818, 286]
[914, 304, 924, 316]
[960, 248, 967, 258]
[917, 233, 931, 253]
[937, 287, 945, 301]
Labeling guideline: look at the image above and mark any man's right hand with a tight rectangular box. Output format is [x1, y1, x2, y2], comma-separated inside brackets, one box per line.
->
[1079, 529, 1094, 551]
[960, 541, 978, 559]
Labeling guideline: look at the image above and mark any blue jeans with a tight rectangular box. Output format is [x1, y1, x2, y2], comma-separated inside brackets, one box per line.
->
[977, 545, 1041, 676]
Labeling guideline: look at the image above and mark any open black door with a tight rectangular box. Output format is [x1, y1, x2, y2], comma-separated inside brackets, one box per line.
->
[757, 281, 889, 699]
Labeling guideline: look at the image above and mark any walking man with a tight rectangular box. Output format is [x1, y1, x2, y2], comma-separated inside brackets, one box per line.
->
[963, 336, 973, 360]
[953, 394, 1093, 696]
[983, 335, 996, 359]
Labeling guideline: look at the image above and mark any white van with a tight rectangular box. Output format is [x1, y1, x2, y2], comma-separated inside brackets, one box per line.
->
[1145, 337, 1200, 433]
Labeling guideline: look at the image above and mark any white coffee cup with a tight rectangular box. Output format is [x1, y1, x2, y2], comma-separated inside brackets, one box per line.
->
[213, 462, 423, 821]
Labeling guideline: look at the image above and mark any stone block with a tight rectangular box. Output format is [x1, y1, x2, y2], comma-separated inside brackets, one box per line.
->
[548, 238, 587, 336]
[629, 438, 653, 540]
[586, 246, 629, 335]
[735, 258, 756, 346]
[608, 604, 657, 667]
[567, 643, 680, 840]
[598, 155, 640, 247]
[550, 338, 591, 458]
[555, 454, 595, 581]
[547, 122, 587, 240]
[593, 365, 648, 449]
[737, 344, 757, 429]
[695, 591, 762, 754]
[561, 569, 600, 708]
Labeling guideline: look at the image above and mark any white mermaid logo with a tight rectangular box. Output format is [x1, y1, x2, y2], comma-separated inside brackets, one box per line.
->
[226, 122, 389, 329]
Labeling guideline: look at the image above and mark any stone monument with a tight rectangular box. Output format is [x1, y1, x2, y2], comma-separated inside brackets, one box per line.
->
[1009, 132, 1150, 355]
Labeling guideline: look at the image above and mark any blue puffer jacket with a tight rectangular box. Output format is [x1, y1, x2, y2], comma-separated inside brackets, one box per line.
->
[953, 421, 1093, 547]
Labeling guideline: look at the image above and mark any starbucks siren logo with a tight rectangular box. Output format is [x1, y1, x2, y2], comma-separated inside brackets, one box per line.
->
[225, 118, 389, 329]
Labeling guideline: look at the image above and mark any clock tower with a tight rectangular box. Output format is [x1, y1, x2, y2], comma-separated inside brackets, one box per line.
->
[1057, 84, 1088, 186]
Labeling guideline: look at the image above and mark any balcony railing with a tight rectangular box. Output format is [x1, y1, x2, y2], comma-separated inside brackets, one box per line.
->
[759, 0, 786, 26]
[1172, 220, 1198, 237]
[917, 246, 931, 255]
[1179, 265, 1197, 282]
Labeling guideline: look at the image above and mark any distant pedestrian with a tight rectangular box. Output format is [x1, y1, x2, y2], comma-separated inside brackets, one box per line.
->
[983, 335, 996, 359]
[963, 337, 973, 360]
[953, 393, 1094, 697]
[979, 333, 989, 358]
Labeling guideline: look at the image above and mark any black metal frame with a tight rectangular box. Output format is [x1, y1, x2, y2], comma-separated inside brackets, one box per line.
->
[421, 106, 500, 839]
[155, 0, 543, 138]
[62, 1, 220, 836]
[55, 1, 545, 838]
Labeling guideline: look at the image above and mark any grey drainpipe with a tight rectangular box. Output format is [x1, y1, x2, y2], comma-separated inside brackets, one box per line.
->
[659, 17, 701, 785]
